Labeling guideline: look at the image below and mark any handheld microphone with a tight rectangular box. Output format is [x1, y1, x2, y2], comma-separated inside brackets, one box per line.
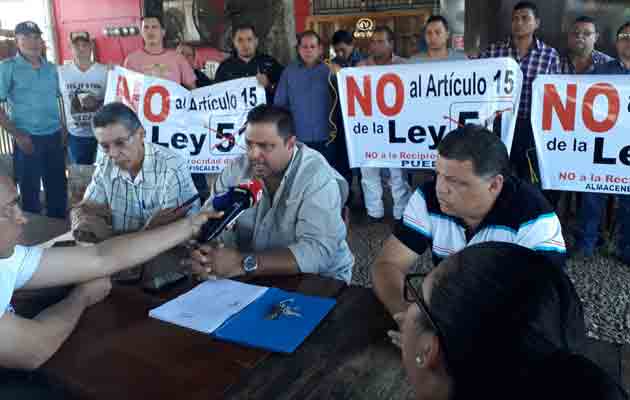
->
[198, 179, 263, 243]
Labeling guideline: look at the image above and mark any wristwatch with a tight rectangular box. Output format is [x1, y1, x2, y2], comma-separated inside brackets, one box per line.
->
[242, 254, 258, 275]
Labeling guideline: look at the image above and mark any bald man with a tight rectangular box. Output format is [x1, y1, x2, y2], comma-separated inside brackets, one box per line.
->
[0, 175, 212, 371]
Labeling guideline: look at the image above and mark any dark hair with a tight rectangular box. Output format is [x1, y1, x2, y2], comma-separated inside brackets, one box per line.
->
[616, 21, 630, 38]
[574, 15, 597, 32]
[437, 124, 510, 178]
[232, 23, 257, 38]
[141, 15, 164, 29]
[425, 242, 585, 396]
[332, 30, 353, 46]
[425, 15, 450, 31]
[246, 105, 295, 140]
[92, 102, 142, 134]
[373, 25, 394, 43]
[297, 30, 321, 46]
[513, 1, 539, 18]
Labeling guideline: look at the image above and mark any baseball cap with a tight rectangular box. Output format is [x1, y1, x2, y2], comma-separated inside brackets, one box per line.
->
[15, 21, 42, 36]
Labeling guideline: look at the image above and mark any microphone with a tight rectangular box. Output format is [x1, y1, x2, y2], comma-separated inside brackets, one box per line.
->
[198, 179, 263, 243]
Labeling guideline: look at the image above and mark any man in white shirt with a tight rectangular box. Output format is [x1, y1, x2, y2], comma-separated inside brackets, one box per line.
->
[58, 35, 108, 164]
[0, 174, 212, 372]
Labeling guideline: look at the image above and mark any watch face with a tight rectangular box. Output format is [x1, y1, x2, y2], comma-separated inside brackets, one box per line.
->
[243, 255, 257, 272]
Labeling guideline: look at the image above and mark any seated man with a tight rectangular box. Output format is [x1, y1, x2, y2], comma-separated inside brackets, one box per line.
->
[0, 174, 211, 370]
[189, 105, 353, 283]
[372, 124, 566, 316]
[73, 102, 200, 239]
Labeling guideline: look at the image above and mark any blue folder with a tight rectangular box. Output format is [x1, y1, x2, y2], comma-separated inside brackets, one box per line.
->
[212, 288, 336, 353]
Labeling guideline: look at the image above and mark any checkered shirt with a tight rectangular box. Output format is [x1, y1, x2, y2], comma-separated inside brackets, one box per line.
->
[83, 142, 199, 233]
[480, 36, 560, 119]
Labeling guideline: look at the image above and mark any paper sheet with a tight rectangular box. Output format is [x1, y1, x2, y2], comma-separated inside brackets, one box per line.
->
[148, 279, 268, 334]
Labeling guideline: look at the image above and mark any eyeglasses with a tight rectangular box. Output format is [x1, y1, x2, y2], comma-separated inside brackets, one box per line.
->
[404, 273, 449, 359]
[618, 33, 630, 41]
[570, 30, 596, 38]
[98, 132, 136, 153]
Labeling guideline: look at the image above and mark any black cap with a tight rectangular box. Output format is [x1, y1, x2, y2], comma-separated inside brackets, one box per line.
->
[15, 21, 42, 36]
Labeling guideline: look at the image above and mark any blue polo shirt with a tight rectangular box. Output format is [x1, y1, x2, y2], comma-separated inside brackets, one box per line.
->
[0, 53, 61, 135]
[274, 61, 332, 143]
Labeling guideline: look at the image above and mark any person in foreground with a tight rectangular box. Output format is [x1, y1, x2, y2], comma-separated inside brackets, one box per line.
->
[399, 242, 627, 400]
[372, 124, 566, 316]
[0, 174, 212, 370]
[188, 105, 353, 283]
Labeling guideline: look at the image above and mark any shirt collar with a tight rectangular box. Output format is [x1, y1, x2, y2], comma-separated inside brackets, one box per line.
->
[506, 35, 542, 52]
[15, 51, 47, 67]
[111, 142, 153, 185]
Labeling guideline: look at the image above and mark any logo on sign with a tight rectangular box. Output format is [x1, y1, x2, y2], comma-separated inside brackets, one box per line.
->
[354, 18, 375, 39]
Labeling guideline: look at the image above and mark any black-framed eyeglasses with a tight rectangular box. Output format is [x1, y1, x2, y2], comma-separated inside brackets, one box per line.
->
[404, 273, 448, 357]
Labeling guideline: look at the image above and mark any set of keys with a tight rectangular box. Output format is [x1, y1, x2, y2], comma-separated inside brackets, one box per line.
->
[265, 298, 303, 320]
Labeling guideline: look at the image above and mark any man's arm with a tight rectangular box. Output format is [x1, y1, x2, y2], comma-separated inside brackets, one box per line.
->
[272, 68, 289, 107]
[24, 212, 212, 289]
[371, 235, 420, 316]
[0, 278, 110, 370]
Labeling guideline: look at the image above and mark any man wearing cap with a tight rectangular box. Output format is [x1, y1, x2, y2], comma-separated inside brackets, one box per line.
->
[58, 34, 108, 165]
[0, 21, 67, 219]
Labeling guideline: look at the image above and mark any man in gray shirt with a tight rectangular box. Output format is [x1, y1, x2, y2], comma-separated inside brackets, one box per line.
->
[189, 105, 354, 283]
[409, 15, 467, 63]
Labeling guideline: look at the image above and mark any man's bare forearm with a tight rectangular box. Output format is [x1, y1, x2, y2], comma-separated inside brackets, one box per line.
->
[372, 261, 408, 316]
[254, 248, 300, 276]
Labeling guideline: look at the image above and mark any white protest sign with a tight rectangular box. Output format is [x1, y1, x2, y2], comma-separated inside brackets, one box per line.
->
[532, 75, 630, 194]
[104, 67, 266, 173]
[337, 58, 522, 169]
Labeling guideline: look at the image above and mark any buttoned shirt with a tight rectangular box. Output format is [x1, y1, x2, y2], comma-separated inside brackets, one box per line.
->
[480, 36, 560, 119]
[274, 62, 332, 143]
[593, 59, 630, 75]
[559, 50, 613, 74]
[205, 143, 354, 283]
[83, 142, 200, 233]
[0, 53, 61, 135]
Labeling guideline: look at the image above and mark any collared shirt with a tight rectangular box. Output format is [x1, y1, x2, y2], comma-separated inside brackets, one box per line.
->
[0, 53, 61, 135]
[593, 59, 630, 75]
[480, 36, 560, 119]
[395, 176, 566, 268]
[559, 49, 613, 74]
[205, 143, 354, 283]
[83, 142, 200, 233]
[274, 61, 332, 143]
[214, 54, 284, 101]
[332, 48, 365, 68]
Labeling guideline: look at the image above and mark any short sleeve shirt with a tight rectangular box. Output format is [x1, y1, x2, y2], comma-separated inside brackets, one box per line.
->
[124, 49, 196, 88]
[0, 245, 43, 317]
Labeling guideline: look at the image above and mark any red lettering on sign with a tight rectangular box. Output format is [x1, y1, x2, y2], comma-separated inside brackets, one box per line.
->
[144, 85, 170, 123]
[376, 73, 404, 117]
[347, 76, 372, 117]
[582, 83, 619, 133]
[542, 83, 576, 131]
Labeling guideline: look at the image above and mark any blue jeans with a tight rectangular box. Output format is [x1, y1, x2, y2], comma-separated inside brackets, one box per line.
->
[14, 131, 67, 218]
[67, 135, 97, 165]
[577, 193, 630, 262]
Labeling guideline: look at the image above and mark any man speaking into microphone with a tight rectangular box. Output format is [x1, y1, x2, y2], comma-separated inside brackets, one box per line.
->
[188, 105, 354, 283]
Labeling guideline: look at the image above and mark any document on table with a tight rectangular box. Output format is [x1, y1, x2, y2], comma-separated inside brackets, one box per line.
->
[149, 279, 268, 334]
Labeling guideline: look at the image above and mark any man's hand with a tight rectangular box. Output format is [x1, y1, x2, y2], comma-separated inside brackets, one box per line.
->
[70, 277, 112, 308]
[256, 72, 270, 88]
[145, 205, 191, 230]
[186, 242, 243, 280]
[71, 202, 113, 243]
[13, 130, 34, 154]
[387, 312, 406, 349]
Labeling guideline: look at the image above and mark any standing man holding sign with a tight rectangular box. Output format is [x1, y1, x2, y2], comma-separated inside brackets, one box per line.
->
[480, 2, 560, 185]
[574, 22, 630, 264]
[357, 26, 411, 222]
[123, 16, 196, 90]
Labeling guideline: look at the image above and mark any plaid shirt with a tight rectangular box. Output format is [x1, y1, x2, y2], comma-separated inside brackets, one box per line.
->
[480, 36, 560, 119]
[83, 142, 199, 233]
[559, 50, 613, 74]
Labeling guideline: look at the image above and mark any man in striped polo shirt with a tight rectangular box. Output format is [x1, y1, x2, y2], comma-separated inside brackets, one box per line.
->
[371, 125, 566, 316]
[72, 102, 199, 238]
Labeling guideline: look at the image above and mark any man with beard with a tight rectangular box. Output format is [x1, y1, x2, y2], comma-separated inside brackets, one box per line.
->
[371, 125, 566, 316]
[187, 105, 353, 283]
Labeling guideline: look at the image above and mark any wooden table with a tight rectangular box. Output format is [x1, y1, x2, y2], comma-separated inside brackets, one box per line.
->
[32, 274, 408, 400]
